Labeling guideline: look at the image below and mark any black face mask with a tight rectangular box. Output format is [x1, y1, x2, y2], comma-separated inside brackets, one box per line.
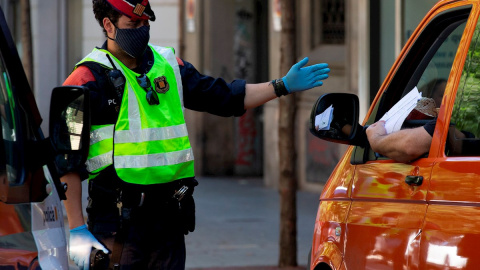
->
[110, 24, 150, 59]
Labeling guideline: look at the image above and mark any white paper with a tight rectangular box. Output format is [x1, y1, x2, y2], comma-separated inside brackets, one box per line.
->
[315, 105, 334, 131]
[380, 87, 422, 134]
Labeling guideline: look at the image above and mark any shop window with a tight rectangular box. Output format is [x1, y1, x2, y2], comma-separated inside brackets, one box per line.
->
[311, 0, 345, 46]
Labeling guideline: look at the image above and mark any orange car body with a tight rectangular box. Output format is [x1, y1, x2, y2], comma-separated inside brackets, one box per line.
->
[310, 1, 480, 269]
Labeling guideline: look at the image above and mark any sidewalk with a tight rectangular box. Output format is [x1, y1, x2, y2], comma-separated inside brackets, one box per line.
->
[188, 267, 306, 270]
[185, 177, 320, 270]
[66, 176, 321, 269]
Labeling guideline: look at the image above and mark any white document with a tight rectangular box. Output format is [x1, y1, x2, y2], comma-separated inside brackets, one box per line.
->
[315, 105, 334, 131]
[380, 87, 422, 134]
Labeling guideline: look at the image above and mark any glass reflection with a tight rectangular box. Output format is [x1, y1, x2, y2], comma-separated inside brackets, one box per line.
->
[426, 243, 467, 268]
[60, 96, 84, 151]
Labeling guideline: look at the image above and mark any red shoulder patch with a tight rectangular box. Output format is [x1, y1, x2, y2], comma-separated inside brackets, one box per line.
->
[63, 66, 96, 86]
[176, 57, 184, 66]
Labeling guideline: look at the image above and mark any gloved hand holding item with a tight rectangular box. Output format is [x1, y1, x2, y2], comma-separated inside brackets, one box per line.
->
[283, 57, 330, 93]
[69, 224, 109, 270]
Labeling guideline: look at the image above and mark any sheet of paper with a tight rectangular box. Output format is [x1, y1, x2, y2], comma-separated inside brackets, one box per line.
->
[315, 105, 334, 131]
[380, 87, 422, 134]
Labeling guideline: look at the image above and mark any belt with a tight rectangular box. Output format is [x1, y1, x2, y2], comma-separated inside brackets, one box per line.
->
[120, 183, 176, 207]
[119, 178, 197, 208]
[89, 175, 198, 208]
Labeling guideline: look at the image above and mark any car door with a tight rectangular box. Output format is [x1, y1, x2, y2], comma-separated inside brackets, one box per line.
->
[422, 2, 480, 269]
[343, 3, 471, 269]
[0, 5, 69, 269]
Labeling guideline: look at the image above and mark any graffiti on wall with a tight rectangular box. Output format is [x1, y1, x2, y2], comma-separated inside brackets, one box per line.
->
[236, 110, 258, 166]
[233, 6, 261, 174]
[234, 8, 253, 80]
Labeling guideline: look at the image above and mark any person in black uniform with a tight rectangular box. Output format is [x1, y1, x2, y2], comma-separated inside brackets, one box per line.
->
[62, 1, 331, 269]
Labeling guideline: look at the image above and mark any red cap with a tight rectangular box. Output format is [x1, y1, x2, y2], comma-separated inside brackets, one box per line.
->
[106, 0, 156, 21]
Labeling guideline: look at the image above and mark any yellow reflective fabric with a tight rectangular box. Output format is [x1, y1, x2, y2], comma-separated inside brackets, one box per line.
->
[114, 136, 191, 155]
[81, 45, 195, 184]
[86, 124, 114, 177]
[115, 161, 194, 185]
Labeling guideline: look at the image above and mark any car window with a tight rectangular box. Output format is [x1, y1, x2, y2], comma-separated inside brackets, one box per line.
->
[416, 22, 465, 105]
[447, 19, 480, 157]
[0, 48, 21, 184]
[362, 6, 470, 162]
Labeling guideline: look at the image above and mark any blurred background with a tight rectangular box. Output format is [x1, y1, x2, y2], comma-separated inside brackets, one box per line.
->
[0, 0, 449, 268]
[0, 0, 441, 191]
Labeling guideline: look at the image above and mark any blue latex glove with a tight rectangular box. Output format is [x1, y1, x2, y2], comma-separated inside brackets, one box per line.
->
[69, 224, 109, 270]
[282, 57, 330, 93]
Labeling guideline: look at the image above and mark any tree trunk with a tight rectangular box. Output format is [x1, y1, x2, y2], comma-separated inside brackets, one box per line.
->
[278, 0, 297, 267]
[20, 0, 33, 90]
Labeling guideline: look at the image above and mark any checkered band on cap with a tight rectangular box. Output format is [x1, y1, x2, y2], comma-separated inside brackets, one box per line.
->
[106, 0, 156, 21]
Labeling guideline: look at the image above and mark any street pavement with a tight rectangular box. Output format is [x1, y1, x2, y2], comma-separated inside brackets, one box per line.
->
[185, 177, 320, 270]
[66, 176, 321, 269]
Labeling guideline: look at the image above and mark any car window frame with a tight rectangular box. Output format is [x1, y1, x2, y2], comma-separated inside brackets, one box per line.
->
[0, 7, 44, 187]
[351, 4, 473, 164]
[445, 14, 480, 157]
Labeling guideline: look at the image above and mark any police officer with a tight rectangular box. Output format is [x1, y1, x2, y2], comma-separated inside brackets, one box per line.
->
[62, 0, 330, 269]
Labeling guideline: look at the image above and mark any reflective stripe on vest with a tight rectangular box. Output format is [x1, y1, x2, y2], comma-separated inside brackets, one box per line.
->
[86, 124, 113, 173]
[80, 45, 195, 184]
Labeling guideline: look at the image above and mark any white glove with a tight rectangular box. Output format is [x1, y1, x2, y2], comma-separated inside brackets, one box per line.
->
[69, 224, 109, 270]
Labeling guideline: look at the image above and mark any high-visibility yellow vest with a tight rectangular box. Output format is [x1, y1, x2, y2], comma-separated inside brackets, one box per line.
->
[78, 45, 195, 185]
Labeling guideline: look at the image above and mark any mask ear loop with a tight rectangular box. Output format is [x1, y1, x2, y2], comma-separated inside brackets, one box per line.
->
[106, 18, 118, 41]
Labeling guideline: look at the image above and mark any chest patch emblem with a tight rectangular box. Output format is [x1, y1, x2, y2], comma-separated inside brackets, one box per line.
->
[154, 76, 170, 94]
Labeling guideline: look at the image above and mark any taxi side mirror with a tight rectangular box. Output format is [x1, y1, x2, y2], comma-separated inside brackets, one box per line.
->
[49, 86, 91, 172]
[309, 93, 367, 146]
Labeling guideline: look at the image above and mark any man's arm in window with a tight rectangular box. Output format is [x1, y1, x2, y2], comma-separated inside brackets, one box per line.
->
[366, 120, 432, 163]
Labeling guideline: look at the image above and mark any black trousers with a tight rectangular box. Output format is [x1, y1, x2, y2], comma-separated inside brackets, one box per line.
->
[87, 199, 187, 270]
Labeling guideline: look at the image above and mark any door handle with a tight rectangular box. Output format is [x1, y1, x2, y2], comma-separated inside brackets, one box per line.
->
[405, 175, 423, 186]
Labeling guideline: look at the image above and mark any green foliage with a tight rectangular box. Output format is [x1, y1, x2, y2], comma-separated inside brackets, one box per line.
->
[451, 21, 480, 137]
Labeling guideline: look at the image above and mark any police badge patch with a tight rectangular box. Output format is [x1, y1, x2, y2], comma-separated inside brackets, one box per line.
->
[133, 0, 148, 17]
[133, 3, 146, 17]
[154, 76, 169, 94]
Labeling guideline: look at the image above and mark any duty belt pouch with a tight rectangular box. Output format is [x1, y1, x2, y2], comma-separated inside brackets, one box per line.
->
[178, 178, 198, 235]
[179, 194, 195, 235]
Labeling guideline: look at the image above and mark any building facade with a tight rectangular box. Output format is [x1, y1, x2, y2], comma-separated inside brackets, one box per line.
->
[0, 0, 440, 191]
[181, 0, 439, 192]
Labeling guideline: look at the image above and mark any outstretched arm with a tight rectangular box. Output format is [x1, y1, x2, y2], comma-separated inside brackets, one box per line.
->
[244, 82, 276, 109]
[366, 121, 432, 163]
[244, 57, 330, 109]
